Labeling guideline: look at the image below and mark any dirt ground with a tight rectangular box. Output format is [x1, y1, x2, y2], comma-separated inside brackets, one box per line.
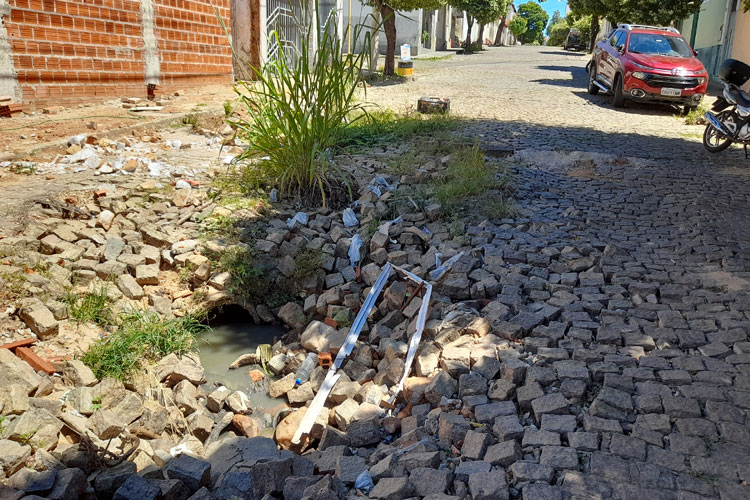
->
[0, 84, 236, 160]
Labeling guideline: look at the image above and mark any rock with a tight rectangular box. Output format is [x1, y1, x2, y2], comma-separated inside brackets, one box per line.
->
[233, 414, 262, 438]
[301, 475, 347, 500]
[336, 455, 367, 485]
[347, 419, 383, 447]
[468, 471, 509, 500]
[163, 355, 205, 386]
[248, 369, 265, 383]
[113, 474, 161, 500]
[408, 468, 453, 497]
[164, 454, 211, 493]
[207, 386, 231, 413]
[300, 321, 343, 353]
[425, 371, 457, 405]
[98, 210, 115, 230]
[0, 349, 41, 395]
[225, 390, 251, 414]
[278, 302, 307, 330]
[63, 360, 98, 387]
[19, 303, 58, 339]
[0, 440, 31, 476]
[370, 477, 413, 500]
[188, 412, 215, 441]
[4, 408, 63, 450]
[269, 373, 297, 399]
[116, 274, 144, 299]
[276, 409, 310, 452]
[94, 462, 137, 500]
[135, 264, 160, 285]
[531, 393, 569, 422]
[0, 385, 30, 415]
[46, 467, 87, 500]
[88, 409, 125, 439]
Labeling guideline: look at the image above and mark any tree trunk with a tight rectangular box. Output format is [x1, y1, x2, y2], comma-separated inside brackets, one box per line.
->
[589, 16, 599, 53]
[494, 13, 507, 46]
[370, 8, 380, 72]
[465, 15, 473, 49]
[478, 23, 485, 47]
[376, 0, 397, 75]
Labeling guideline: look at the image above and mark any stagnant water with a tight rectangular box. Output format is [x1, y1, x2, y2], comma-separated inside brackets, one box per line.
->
[198, 305, 288, 418]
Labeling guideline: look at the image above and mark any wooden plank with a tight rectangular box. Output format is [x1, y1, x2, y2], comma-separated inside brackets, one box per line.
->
[0, 338, 36, 350]
[15, 346, 56, 374]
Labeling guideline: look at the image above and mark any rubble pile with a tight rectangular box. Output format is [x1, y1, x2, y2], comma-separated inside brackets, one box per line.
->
[1, 141, 747, 500]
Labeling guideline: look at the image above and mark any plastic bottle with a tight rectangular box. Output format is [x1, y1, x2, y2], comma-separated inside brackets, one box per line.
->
[295, 353, 318, 385]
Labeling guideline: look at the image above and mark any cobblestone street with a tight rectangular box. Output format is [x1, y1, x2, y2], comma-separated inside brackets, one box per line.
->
[368, 46, 750, 499]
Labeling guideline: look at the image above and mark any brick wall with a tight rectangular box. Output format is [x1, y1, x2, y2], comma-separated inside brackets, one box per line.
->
[3, 0, 234, 110]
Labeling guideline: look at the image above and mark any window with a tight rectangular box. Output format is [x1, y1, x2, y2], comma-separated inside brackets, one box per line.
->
[609, 30, 621, 47]
[628, 33, 693, 58]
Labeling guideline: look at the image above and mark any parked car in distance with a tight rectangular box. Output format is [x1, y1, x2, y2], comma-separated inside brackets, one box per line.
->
[564, 29, 585, 51]
[586, 24, 708, 113]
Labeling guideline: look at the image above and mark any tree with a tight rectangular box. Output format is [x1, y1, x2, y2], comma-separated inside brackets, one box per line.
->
[548, 9, 562, 32]
[567, 0, 607, 51]
[745, 0, 749, 12]
[600, 0, 701, 26]
[517, 2, 549, 44]
[368, 0, 446, 76]
[547, 19, 569, 46]
[450, 0, 507, 49]
[493, 1, 512, 46]
[508, 16, 527, 41]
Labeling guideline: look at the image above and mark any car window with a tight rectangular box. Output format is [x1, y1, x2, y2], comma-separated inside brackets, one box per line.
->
[616, 31, 627, 49]
[609, 30, 621, 47]
[628, 33, 693, 57]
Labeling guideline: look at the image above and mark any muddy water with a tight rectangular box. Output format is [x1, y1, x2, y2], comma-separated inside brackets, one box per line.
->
[198, 306, 288, 417]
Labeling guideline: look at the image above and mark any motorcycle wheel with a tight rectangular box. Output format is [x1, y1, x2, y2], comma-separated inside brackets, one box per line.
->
[703, 110, 735, 153]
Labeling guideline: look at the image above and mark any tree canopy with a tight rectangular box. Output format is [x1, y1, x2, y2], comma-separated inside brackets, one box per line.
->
[517, 2, 549, 44]
[508, 16, 528, 38]
[569, 0, 702, 27]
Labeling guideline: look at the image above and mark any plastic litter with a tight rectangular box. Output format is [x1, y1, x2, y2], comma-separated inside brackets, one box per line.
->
[430, 251, 464, 281]
[286, 212, 308, 229]
[354, 470, 374, 494]
[269, 189, 278, 202]
[343, 208, 359, 227]
[348, 233, 363, 267]
[369, 184, 382, 197]
[295, 352, 318, 385]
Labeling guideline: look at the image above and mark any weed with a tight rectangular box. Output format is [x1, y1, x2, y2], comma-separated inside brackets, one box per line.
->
[683, 104, 709, 125]
[0, 271, 28, 303]
[17, 431, 35, 445]
[418, 54, 454, 61]
[192, 288, 208, 303]
[181, 114, 198, 128]
[82, 311, 207, 380]
[10, 163, 36, 175]
[0, 416, 6, 434]
[223, 100, 233, 117]
[200, 214, 242, 239]
[484, 196, 514, 219]
[179, 263, 196, 283]
[335, 110, 459, 150]
[222, 11, 373, 207]
[65, 286, 112, 326]
[92, 395, 103, 405]
[432, 146, 509, 216]
[364, 217, 382, 242]
[448, 215, 465, 237]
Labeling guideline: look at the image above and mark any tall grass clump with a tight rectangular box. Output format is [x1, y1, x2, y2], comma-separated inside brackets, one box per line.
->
[65, 286, 112, 326]
[217, 6, 375, 207]
[82, 311, 207, 380]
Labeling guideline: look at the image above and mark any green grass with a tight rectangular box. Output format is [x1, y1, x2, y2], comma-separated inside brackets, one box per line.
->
[417, 54, 454, 61]
[65, 286, 112, 326]
[683, 103, 709, 125]
[432, 145, 512, 218]
[82, 311, 207, 380]
[334, 110, 460, 151]
[224, 12, 373, 207]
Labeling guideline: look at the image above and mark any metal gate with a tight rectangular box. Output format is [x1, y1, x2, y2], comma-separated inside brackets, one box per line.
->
[266, 0, 303, 62]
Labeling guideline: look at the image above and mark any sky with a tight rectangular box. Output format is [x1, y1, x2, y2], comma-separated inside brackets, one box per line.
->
[536, 0, 568, 22]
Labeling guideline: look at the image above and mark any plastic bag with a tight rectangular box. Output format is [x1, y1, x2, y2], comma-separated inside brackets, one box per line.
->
[286, 212, 308, 229]
[348, 233, 363, 267]
[354, 470, 374, 494]
[269, 189, 278, 202]
[343, 208, 358, 227]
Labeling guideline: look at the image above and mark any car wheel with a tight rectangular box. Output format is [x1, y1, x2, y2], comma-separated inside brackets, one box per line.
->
[587, 65, 600, 95]
[612, 74, 626, 108]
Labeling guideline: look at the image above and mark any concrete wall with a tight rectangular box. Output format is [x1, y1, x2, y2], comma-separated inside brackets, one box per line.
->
[343, 0, 422, 55]
[731, 10, 750, 63]
[3, 0, 234, 109]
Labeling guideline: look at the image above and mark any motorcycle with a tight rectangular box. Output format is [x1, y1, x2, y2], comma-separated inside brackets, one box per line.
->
[703, 58, 750, 156]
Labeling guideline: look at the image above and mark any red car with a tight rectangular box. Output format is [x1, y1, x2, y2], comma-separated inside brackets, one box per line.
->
[586, 24, 708, 112]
